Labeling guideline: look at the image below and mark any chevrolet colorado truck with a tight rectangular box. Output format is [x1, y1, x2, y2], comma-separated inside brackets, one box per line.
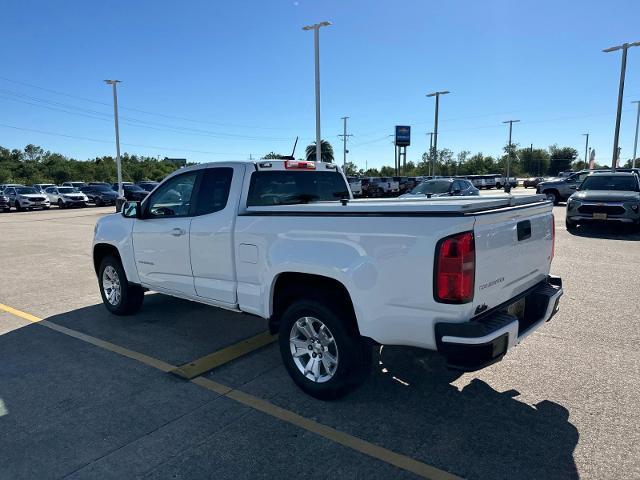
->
[92, 159, 563, 399]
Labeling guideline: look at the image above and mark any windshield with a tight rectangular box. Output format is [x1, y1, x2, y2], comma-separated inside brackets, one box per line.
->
[17, 187, 38, 194]
[247, 171, 350, 206]
[58, 187, 76, 193]
[580, 176, 639, 192]
[411, 180, 452, 195]
[93, 185, 113, 192]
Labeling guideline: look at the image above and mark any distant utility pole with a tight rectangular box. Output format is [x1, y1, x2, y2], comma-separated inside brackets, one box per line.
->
[502, 119, 520, 191]
[426, 91, 450, 177]
[582, 133, 589, 169]
[427, 132, 434, 176]
[338, 116, 353, 170]
[632, 101, 640, 168]
[302, 21, 331, 163]
[104, 79, 124, 204]
[603, 41, 640, 171]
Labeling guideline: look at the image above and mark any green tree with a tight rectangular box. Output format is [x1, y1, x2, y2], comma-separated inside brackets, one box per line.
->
[263, 152, 284, 159]
[342, 161, 358, 175]
[305, 140, 334, 163]
[548, 145, 578, 176]
[517, 147, 550, 176]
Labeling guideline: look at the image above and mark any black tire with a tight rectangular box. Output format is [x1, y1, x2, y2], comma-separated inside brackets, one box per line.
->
[95, 197, 103, 207]
[565, 218, 577, 232]
[98, 255, 144, 315]
[2, 208, 9, 213]
[57, 199, 65, 209]
[15, 200, 22, 212]
[545, 190, 559, 205]
[278, 297, 371, 400]
[43, 206, 50, 210]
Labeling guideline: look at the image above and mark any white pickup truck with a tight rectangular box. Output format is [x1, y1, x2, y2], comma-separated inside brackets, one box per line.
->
[93, 159, 563, 399]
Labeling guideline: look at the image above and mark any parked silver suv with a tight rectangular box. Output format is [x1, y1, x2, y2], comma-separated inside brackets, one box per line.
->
[4, 186, 51, 211]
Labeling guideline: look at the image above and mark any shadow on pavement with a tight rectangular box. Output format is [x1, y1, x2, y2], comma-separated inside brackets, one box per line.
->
[567, 222, 640, 241]
[230, 345, 580, 480]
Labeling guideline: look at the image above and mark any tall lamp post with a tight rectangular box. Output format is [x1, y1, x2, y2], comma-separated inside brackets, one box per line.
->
[104, 79, 124, 209]
[303, 21, 331, 163]
[632, 100, 640, 168]
[603, 41, 640, 170]
[502, 119, 520, 191]
[582, 133, 590, 169]
[426, 91, 450, 177]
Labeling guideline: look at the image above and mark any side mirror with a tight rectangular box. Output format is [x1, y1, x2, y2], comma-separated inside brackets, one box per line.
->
[122, 201, 142, 219]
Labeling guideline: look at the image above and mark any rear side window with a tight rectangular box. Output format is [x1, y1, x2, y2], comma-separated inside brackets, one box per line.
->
[247, 171, 350, 206]
[194, 167, 233, 215]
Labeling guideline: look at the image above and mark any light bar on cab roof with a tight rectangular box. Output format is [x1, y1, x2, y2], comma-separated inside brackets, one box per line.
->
[285, 160, 316, 170]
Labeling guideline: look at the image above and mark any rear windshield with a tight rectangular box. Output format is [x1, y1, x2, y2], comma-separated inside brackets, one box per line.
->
[580, 176, 639, 192]
[247, 171, 350, 206]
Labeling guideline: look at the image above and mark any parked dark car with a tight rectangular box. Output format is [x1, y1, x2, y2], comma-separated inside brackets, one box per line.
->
[137, 181, 159, 192]
[80, 185, 118, 206]
[523, 177, 545, 188]
[113, 183, 149, 201]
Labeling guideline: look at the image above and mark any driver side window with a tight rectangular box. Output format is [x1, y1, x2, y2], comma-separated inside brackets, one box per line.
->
[146, 172, 198, 218]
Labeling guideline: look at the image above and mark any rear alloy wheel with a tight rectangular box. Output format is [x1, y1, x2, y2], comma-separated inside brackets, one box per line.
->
[278, 298, 371, 400]
[98, 255, 144, 315]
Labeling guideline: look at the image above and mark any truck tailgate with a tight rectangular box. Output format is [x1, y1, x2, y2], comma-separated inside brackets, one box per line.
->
[472, 202, 553, 312]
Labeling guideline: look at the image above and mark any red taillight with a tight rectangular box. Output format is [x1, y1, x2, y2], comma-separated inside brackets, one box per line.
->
[434, 231, 475, 303]
[285, 160, 316, 170]
[551, 213, 555, 262]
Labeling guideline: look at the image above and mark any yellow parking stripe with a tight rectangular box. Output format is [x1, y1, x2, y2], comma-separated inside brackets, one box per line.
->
[0, 302, 462, 480]
[171, 331, 277, 379]
[0, 303, 42, 323]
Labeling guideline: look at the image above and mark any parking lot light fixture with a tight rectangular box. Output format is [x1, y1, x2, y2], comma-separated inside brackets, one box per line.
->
[603, 41, 640, 170]
[302, 21, 332, 163]
[104, 79, 124, 205]
[426, 91, 450, 177]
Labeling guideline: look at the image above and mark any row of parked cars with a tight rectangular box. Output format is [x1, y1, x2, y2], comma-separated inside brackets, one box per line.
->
[0, 180, 159, 212]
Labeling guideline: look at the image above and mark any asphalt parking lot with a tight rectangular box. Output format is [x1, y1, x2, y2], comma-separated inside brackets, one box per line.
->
[1, 202, 639, 480]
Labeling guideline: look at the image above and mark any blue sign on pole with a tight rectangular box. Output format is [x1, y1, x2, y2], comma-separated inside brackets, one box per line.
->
[395, 125, 411, 146]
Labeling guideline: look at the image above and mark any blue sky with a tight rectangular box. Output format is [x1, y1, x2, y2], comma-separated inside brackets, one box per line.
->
[1, 0, 639, 170]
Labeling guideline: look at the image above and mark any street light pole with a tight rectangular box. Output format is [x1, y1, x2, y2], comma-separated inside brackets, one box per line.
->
[427, 132, 433, 176]
[502, 119, 520, 191]
[426, 91, 450, 177]
[303, 21, 331, 163]
[582, 133, 589, 169]
[632, 101, 640, 168]
[104, 79, 124, 206]
[603, 41, 640, 171]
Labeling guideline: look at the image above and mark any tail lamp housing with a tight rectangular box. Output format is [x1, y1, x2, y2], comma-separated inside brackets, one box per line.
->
[434, 231, 475, 304]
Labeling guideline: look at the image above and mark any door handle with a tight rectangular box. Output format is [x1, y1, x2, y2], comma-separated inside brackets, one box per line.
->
[170, 227, 186, 236]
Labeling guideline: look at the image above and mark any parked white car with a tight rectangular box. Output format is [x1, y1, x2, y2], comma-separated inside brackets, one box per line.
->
[93, 160, 563, 399]
[45, 186, 88, 208]
[347, 177, 363, 197]
[3, 186, 51, 211]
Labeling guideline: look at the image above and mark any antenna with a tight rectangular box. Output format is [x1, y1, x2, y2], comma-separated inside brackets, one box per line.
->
[291, 136, 299, 158]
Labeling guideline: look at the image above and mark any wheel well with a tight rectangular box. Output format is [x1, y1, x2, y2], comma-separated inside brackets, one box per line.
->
[269, 273, 360, 336]
[93, 243, 121, 275]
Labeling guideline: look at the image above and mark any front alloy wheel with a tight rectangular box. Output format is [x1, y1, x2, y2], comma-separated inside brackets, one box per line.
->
[289, 317, 339, 383]
[98, 255, 144, 315]
[102, 265, 122, 307]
